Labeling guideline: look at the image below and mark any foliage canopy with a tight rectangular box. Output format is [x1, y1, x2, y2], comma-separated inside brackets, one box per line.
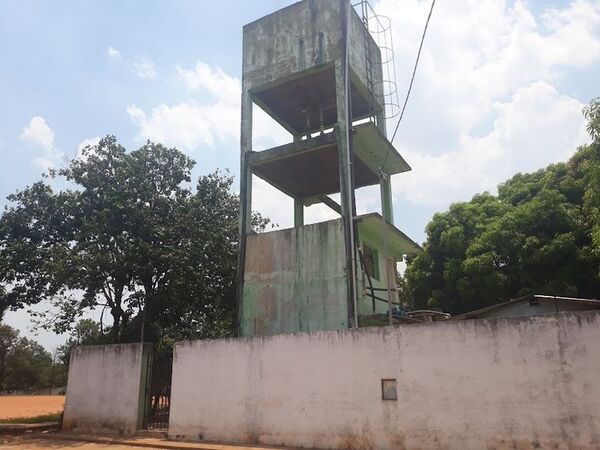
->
[404, 100, 600, 314]
[0, 323, 63, 391]
[0, 137, 269, 343]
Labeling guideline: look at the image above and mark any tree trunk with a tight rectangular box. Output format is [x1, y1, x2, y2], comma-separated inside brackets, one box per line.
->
[110, 309, 121, 343]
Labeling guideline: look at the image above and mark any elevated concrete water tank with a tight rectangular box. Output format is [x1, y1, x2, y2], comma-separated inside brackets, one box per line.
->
[242, 0, 384, 135]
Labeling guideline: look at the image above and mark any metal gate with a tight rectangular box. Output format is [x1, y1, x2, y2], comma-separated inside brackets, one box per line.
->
[144, 349, 173, 430]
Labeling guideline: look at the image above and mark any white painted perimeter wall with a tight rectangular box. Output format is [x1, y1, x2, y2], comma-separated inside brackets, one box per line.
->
[169, 312, 600, 450]
[63, 343, 151, 435]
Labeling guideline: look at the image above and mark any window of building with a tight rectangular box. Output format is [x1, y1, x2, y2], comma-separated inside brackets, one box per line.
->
[363, 243, 379, 281]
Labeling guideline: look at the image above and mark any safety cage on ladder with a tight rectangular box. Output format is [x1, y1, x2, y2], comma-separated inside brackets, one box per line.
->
[352, 0, 400, 120]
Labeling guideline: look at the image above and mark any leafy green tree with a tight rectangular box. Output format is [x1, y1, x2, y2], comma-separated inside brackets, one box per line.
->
[583, 98, 600, 254]
[0, 136, 268, 343]
[405, 100, 600, 314]
[406, 193, 509, 313]
[0, 324, 56, 391]
[0, 324, 18, 389]
[0, 183, 78, 322]
[583, 97, 600, 142]
[55, 319, 108, 372]
[6, 338, 53, 391]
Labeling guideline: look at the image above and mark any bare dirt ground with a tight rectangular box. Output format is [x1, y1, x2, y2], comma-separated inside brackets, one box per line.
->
[0, 435, 159, 449]
[0, 396, 65, 419]
[0, 434, 293, 449]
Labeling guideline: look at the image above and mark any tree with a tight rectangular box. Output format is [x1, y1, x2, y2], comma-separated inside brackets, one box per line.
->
[0, 136, 269, 342]
[0, 324, 18, 389]
[56, 319, 107, 369]
[0, 323, 56, 391]
[583, 98, 600, 254]
[0, 183, 77, 323]
[405, 100, 600, 314]
[405, 193, 510, 313]
[583, 97, 600, 142]
[6, 338, 53, 391]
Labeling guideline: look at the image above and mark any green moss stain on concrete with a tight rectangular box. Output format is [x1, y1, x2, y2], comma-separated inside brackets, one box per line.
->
[241, 219, 349, 337]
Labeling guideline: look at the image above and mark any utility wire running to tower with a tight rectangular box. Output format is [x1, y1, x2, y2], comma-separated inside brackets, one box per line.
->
[380, 0, 436, 172]
[373, 0, 436, 324]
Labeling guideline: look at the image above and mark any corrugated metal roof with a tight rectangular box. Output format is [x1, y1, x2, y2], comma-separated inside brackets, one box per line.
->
[450, 295, 600, 320]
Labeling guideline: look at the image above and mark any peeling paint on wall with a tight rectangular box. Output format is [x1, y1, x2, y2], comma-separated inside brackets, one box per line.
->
[170, 312, 600, 449]
[63, 343, 152, 435]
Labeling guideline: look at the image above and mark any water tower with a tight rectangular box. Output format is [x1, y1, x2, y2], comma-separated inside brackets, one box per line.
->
[237, 0, 420, 336]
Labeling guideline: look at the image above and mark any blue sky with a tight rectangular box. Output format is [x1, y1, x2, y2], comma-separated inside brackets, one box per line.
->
[1, 0, 599, 350]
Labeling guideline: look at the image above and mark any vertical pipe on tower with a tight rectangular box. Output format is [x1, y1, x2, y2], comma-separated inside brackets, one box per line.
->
[337, 0, 359, 328]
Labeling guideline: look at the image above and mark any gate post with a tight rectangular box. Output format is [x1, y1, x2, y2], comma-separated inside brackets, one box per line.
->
[63, 343, 154, 435]
[139, 344, 154, 430]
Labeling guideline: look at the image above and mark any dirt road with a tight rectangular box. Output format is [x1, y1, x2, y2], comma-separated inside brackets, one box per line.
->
[0, 396, 64, 419]
[1, 436, 161, 449]
[0, 434, 295, 449]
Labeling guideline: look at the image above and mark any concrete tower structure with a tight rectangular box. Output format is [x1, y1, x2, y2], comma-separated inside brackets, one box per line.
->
[238, 0, 420, 337]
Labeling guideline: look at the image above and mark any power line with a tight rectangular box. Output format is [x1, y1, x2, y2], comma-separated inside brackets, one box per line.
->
[375, 0, 436, 310]
[380, 0, 436, 171]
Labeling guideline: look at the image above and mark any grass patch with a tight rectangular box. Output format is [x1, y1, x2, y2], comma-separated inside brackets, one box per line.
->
[0, 413, 61, 424]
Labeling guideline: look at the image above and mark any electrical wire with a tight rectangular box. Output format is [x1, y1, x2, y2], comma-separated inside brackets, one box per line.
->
[376, 0, 436, 323]
[380, 0, 436, 171]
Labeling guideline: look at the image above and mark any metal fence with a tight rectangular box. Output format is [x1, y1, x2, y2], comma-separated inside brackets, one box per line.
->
[144, 350, 173, 430]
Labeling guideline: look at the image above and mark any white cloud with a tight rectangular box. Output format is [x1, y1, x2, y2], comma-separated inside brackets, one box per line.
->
[77, 136, 101, 153]
[107, 46, 121, 59]
[127, 102, 232, 149]
[76, 136, 101, 160]
[20, 116, 64, 170]
[251, 181, 381, 230]
[395, 81, 589, 206]
[128, 62, 289, 152]
[251, 177, 340, 229]
[251, 177, 292, 228]
[21, 116, 54, 151]
[176, 63, 240, 103]
[372, 0, 600, 207]
[129, 0, 599, 224]
[30, 156, 54, 171]
[133, 57, 157, 79]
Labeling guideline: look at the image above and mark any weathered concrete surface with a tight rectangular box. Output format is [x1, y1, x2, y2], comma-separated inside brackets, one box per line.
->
[237, 0, 401, 337]
[242, 219, 348, 336]
[243, 0, 381, 95]
[242, 216, 420, 335]
[242, 0, 383, 135]
[62, 343, 152, 435]
[170, 312, 600, 449]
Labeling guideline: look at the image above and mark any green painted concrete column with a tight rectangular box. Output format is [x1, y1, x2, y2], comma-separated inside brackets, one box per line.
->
[375, 94, 394, 225]
[335, 1, 358, 329]
[293, 134, 304, 228]
[380, 178, 394, 225]
[236, 89, 253, 336]
[294, 199, 304, 227]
